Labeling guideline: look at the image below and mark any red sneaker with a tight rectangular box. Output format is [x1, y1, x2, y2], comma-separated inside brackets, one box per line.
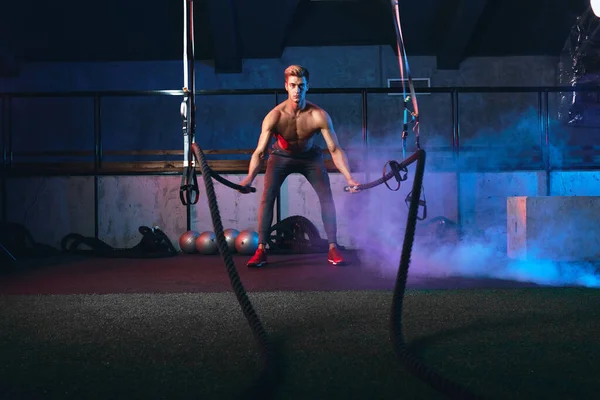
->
[327, 246, 346, 266]
[247, 247, 267, 268]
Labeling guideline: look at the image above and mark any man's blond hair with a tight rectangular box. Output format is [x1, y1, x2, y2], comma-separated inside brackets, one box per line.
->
[284, 65, 310, 83]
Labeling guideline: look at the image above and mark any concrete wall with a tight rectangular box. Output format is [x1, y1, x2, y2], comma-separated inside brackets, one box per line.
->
[6, 169, 598, 253]
[2, 45, 587, 252]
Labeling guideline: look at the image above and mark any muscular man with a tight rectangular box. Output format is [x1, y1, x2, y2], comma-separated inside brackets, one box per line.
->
[239, 65, 360, 267]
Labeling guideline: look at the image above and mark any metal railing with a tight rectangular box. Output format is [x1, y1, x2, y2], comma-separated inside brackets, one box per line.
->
[1, 85, 599, 173]
[1, 85, 600, 231]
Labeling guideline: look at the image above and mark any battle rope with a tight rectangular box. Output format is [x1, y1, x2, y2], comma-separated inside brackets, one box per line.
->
[345, 150, 481, 399]
[60, 226, 178, 259]
[0, 222, 60, 261]
[346, 2, 481, 397]
[178, 2, 277, 396]
[344, 150, 421, 192]
[190, 144, 280, 399]
[395, 155, 480, 400]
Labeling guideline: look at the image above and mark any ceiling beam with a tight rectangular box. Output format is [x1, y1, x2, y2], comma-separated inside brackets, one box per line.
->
[436, 0, 488, 70]
[236, 0, 303, 58]
[205, 0, 242, 73]
[274, 0, 303, 57]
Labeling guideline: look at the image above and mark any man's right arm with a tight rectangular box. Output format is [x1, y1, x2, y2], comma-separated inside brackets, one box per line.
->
[240, 111, 277, 187]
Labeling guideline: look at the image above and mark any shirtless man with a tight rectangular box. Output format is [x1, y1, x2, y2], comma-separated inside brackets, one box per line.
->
[239, 65, 360, 267]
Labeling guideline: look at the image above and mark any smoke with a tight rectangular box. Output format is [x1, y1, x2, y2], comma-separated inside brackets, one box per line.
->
[339, 107, 600, 288]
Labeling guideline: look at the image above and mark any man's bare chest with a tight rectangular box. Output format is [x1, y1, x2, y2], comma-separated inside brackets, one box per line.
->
[276, 115, 319, 139]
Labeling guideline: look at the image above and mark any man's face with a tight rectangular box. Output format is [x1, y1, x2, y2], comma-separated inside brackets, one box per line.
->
[285, 76, 308, 104]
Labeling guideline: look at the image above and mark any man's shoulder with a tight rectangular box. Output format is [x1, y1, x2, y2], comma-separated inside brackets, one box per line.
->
[306, 102, 329, 121]
[265, 105, 284, 120]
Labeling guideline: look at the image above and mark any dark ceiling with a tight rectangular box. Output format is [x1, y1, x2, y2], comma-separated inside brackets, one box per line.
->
[0, 0, 592, 74]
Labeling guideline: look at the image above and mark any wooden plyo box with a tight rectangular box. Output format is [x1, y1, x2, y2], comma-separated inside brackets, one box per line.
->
[507, 196, 600, 261]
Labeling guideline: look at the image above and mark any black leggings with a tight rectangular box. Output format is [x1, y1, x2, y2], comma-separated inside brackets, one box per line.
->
[258, 147, 337, 245]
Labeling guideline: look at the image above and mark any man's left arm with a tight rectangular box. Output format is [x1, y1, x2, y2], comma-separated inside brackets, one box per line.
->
[319, 111, 359, 188]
